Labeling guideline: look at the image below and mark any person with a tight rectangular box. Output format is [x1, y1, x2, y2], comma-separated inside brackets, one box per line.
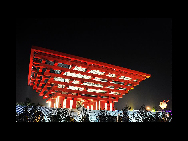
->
[59, 104, 62, 108]
[113, 107, 115, 111]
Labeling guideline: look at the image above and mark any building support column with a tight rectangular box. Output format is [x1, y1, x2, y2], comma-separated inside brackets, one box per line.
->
[66, 97, 70, 108]
[98, 100, 100, 110]
[93, 101, 96, 110]
[55, 96, 59, 108]
[51, 98, 56, 108]
[70, 99, 73, 109]
[63, 98, 66, 108]
[110, 102, 112, 111]
[112, 102, 115, 111]
[59, 96, 64, 108]
[105, 102, 107, 110]
[91, 105, 93, 110]
[72, 98, 77, 109]
[100, 101, 105, 110]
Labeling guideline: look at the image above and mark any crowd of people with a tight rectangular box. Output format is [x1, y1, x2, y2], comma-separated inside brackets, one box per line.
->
[16, 104, 172, 122]
[16, 98, 172, 122]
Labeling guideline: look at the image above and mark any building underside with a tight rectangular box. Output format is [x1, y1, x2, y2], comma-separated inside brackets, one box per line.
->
[28, 46, 151, 110]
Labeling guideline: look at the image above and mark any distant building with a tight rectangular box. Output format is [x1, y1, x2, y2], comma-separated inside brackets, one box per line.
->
[28, 46, 151, 110]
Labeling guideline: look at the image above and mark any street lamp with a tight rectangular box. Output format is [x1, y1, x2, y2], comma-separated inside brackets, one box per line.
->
[146, 106, 150, 111]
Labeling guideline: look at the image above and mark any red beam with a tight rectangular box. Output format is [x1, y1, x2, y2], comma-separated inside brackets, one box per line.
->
[54, 93, 118, 102]
[33, 54, 146, 82]
[31, 45, 151, 78]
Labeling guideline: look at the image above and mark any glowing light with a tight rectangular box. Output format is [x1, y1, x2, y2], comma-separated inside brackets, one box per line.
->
[159, 102, 167, 109]
[87, 88, 106, 93]
[56, 96, 59, 108]
[49, 101, 51, 107]
[91, 105, 93, 110]
[109, 91, 120, 95]
[63, 99, 66, 108]
[72, 80, 80, 84]
[96, 89, 106, 93]
[106, 86, 114, 89]
[87, 89, 96, 92]
[82, 81, 103, 88]
[110, 103, 112, 111]
[129, 108, 133, 111]
[151, 107, 155, 112]
[63, 71, 91, 79]
[88, 70, 105, 75]
[105, 103, 107, 110]
[58, 84, 63, 88]
[93, 77, 102, 81]
[70, 100, 73, 109]
[119, 76, 132, 80]
[54, 70, 61, 74]
[124, 77, 132, 80]
[106, 73, 116, 77]
[54, 77, 70, 83]
[100, 79, 108, 82]
[146, 75, 150, 78]
[146, 106, 150, 110]
[67, 85, 84, 91]
[73, 66, 86, 72]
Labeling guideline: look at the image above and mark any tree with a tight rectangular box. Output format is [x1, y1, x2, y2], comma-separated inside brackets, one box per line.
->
[24, 98, 31, 106]
[138, 104, 149, 122]
[98, 109, 107, 122]
[121, 105, 131, 122]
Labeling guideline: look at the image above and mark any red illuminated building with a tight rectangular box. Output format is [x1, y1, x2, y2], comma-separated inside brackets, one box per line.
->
[28, 46, 151, 110]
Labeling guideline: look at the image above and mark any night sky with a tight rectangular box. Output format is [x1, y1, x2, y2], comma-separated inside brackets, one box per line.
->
[16, 18, 172, 110]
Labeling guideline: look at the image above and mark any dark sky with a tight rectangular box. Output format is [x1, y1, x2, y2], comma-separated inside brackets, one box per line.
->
[16, 18, 172, 110]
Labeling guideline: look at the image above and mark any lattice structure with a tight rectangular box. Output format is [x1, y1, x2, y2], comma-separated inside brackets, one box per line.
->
[28, 46, 151, 110]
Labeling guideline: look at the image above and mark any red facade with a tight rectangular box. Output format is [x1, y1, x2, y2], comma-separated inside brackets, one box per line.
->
[28, 46, 151, 110]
